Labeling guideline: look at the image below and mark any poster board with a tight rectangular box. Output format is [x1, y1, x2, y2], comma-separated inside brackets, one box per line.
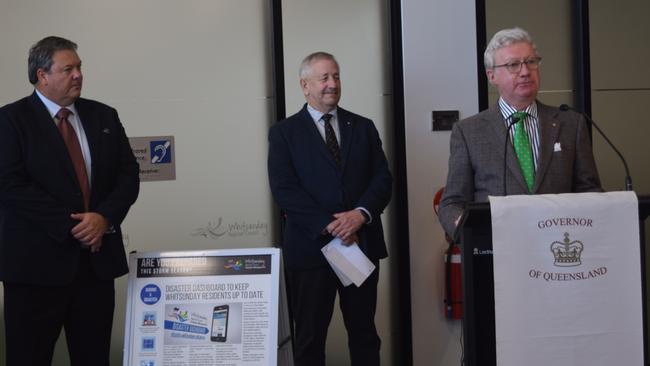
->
[123, 248, 282, 366]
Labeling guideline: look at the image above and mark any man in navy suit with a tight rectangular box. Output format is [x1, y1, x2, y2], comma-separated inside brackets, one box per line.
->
[268, 52, 392, 366]
[0, 36, 139, 365]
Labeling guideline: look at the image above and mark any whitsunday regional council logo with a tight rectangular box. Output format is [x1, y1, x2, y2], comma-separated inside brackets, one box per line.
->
[528, 230, 607, 282]
[191, 217, 269, 240]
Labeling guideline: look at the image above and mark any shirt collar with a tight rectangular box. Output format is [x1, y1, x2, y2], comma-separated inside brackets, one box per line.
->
[34, 89, 78, 120]
[306, 104, 338, 123]
[498, 97, 538, 122]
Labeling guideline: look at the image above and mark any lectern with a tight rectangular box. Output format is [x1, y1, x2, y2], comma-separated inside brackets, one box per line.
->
[458, 195, 650, 366]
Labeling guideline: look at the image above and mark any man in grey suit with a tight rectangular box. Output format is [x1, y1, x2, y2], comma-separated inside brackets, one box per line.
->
[439, 27, 602, 238]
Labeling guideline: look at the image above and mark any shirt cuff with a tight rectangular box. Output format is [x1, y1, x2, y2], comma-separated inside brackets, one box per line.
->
[356, 207, 372, 224]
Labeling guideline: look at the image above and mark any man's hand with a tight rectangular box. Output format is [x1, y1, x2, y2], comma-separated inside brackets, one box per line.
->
[341, 232, 359, 246]
[70, 212, 109, 253]
[326, 209, 365, 244]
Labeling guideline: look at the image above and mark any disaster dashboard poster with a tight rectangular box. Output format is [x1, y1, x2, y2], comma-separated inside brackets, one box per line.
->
[123, 248, 280, 366]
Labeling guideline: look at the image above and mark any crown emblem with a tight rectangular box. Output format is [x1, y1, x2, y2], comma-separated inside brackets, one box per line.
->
[550, 232, 584, 267]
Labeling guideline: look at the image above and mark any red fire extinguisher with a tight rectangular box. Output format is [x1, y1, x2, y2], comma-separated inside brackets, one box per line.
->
[434, 187, 463, 319]
[444, 241, 463, 319]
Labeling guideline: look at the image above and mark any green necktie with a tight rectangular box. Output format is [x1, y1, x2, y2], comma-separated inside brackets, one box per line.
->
[512, 111, 535, 192]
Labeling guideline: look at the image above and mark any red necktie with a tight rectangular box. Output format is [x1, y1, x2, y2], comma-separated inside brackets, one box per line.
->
[56, 108, 90, 210]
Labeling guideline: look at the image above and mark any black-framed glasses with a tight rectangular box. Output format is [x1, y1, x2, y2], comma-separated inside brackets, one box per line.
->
[493, 57, 542, 73]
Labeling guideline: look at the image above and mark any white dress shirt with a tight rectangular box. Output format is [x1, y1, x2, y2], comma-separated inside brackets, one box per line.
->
[35, 89, 92, 185]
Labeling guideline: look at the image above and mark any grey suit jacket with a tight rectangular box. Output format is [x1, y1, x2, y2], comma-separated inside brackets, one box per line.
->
[438, 101, 602, 237]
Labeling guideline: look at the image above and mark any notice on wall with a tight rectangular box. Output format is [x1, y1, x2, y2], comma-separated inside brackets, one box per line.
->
[123, 248, 280, 366]
[129, 136, 176, 182]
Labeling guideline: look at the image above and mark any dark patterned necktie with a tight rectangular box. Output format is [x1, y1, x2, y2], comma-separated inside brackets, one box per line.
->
[56, 108, 90, 210]
[511, 111, 535, 192]
[322, 113, 341, 168]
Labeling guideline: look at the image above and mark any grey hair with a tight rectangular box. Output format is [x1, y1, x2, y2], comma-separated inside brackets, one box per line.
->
[484, 27, 538, 70]
[28, 36, 78, 85]
[299, 51, 338, 79]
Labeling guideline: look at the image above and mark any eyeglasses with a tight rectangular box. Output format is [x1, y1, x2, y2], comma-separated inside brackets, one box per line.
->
[493, 57, 542, 73]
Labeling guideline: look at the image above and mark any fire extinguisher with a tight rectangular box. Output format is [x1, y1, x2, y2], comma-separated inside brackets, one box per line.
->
[444, 241, 463, 319]
[434, 187, 463, 319]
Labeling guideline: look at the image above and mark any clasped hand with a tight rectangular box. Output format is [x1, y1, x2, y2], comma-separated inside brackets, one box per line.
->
[70, 212, 109, 253]
[325, 209, 365, 245]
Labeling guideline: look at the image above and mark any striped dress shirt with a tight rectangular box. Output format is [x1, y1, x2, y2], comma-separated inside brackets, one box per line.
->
[498, 98, 541, 171]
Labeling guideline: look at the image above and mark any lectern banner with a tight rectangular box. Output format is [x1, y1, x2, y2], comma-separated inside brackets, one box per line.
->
[490, 191, 642, 366]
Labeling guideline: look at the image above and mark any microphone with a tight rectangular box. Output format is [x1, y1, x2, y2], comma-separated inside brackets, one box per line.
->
[559, 104, 633, 191]
[503, 118, 518, 196]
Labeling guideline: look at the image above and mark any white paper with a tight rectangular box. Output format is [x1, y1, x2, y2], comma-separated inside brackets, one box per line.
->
[323, 253, 353, 286]
[321, 238, 376, 287]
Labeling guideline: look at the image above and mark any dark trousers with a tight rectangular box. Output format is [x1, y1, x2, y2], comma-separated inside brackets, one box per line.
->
[3, 251, 116, 366]
[287, 261, 381, 366]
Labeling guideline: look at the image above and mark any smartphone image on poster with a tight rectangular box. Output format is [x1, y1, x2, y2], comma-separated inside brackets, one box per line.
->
[211, 305, 229, 342]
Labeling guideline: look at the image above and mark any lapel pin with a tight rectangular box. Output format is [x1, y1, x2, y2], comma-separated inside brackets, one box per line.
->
[102, 128, 111, 134]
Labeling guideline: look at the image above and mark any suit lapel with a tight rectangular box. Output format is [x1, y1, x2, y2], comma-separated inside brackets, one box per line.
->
[337, 107, 354, 171]
[28, 93, 79, 186]
[484, 104, 528, 191]
[533, 103, 560, 192]
[75, 99, 100, 188]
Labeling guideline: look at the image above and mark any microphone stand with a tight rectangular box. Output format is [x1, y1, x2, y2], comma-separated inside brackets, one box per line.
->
[559, 104, 633, 191]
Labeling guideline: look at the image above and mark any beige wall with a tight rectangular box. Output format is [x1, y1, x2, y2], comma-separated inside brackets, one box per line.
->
[590, 0, 650, 192]
[401, 0, 478, 364]
[486, 0, 574, 106]
[589, 0, 650, 347]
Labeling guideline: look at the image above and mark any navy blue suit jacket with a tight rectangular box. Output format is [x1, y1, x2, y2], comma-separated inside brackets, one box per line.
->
[268, 104, 392, 270]
[0, 92, 140, 285]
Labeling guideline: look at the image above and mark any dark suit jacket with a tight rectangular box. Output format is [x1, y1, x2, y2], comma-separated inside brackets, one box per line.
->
[439, 102, 602, 237]
[268, 104, 392, 270]
[0, 92, 140, 285]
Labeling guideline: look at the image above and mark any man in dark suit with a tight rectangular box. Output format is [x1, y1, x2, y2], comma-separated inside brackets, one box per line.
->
[0, 36, 139, 365]
[439, 27, 601, 237]
[268, 52, 392, 366]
